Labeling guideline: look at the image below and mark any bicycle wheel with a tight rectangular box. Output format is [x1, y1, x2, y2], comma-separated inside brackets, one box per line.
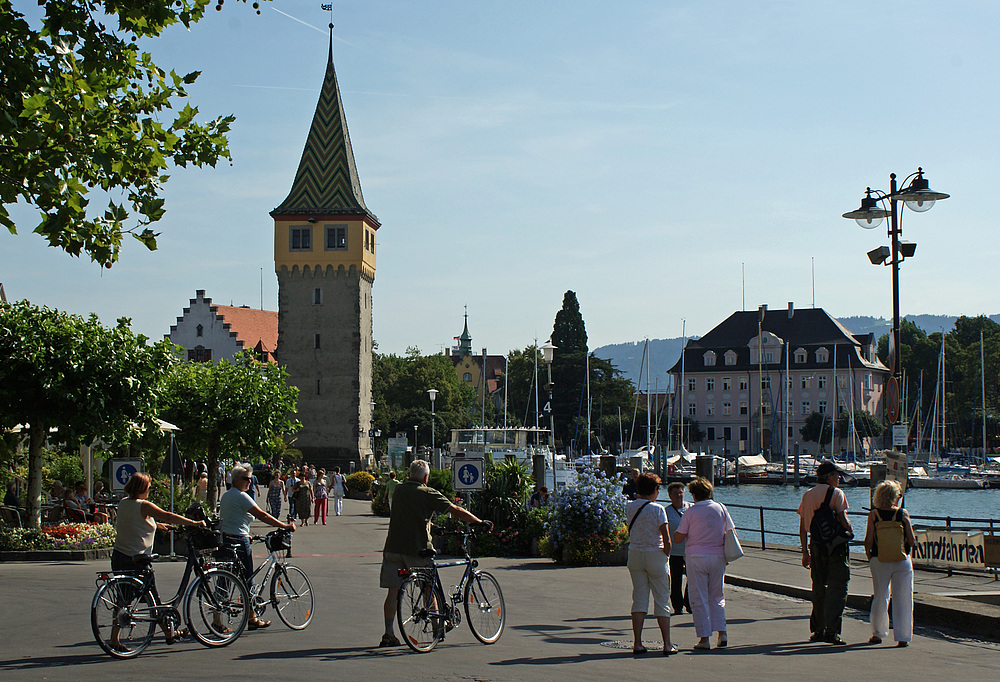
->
[91, 577, 156, 658]
[185, 568, 250, 647]
[396, 574, 447, 653]
[464, 571, 505, 644]
[270, 564, 314, 629]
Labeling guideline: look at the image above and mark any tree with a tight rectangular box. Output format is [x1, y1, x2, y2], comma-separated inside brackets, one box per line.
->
[837, 409, 885, 454]
[0, 300, 176, 527]
[159, 352, 299, 508]
[551, 291, 588, 354]
[1, 0, 250, 267]
[799, 412, 833, 451]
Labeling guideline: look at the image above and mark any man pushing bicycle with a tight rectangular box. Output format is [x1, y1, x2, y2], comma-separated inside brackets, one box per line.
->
[378, 459, 490, 648]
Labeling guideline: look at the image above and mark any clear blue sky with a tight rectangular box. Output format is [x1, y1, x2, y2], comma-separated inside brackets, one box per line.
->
[3, 1, 997, 357]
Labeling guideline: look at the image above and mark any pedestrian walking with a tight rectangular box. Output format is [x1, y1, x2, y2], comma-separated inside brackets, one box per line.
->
[313, 469, 329, 525]
[665, 481, 692, 615]
[331, 467, 347, 516]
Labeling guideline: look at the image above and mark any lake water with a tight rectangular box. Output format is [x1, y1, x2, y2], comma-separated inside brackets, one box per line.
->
[656, 485, 1000, 544]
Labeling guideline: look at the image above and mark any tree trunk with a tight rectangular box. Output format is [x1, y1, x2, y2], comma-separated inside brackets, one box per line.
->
[26, 424, 45, 529]
[206, 441, 220, 509]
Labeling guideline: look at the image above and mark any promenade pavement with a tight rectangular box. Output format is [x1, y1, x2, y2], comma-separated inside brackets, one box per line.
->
[1, 497, 999, 681]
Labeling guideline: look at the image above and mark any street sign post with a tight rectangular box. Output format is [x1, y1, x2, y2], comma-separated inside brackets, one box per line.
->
[453, 458, 485, 491]
[110, 459, 143, 491]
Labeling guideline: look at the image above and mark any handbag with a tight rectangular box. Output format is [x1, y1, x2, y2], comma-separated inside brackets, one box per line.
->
[724, 528, 744, 562]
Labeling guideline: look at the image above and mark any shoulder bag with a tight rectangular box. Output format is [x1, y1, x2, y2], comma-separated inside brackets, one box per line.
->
[722, 504, 744, 562]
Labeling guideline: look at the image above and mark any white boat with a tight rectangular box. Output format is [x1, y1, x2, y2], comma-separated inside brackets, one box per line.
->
[446, 427, 577, 491]
[907, 472, 987, 489]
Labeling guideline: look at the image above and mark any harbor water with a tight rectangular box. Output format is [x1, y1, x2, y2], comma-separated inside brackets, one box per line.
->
[657, 485, 1000, 545]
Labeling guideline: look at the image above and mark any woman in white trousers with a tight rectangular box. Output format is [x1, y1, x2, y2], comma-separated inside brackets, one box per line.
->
[674, 476, 733, 650]
[864, 480, 917, 647]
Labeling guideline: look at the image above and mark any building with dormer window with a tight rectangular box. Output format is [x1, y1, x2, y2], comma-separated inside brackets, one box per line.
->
[668, 303, 888, 458]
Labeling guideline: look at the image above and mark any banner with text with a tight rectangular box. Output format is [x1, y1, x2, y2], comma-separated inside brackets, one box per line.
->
[911, 529, 989, 569]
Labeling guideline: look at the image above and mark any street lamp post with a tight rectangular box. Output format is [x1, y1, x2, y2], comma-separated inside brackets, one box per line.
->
[369, 400, 376, 462]
[427, 388, 438, 467]
[540, 340, 557, 490]
[843, 168, 948, 433]
[413, 425, 418, 461]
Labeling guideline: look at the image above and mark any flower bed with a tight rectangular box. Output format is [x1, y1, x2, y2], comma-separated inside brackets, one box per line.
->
[543, 467, 628, 565]
[0, 523, 116, 552]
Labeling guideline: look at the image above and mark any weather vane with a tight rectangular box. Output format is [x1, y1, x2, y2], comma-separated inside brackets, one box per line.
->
[322, 3, 333, 28]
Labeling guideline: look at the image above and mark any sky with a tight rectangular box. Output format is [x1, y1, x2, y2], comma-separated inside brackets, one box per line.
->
[3, 0, 998, 360]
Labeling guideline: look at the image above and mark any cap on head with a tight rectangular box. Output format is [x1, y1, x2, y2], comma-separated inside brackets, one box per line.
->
[816, 460, 844, 479]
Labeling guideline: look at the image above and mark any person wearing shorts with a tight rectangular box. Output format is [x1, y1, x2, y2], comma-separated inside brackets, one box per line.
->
[378, 459, 488, 648]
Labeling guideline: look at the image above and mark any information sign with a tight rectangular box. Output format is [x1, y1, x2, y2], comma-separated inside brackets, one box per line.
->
[453, 457, 485, 491]
[110, 459, 143, 491]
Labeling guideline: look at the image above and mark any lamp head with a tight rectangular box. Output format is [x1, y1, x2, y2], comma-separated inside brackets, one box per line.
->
[843, 188, 889, 229]
[867, 245, 891, 265]
[895, 168, 949, 213]
[539, 340, 557, 363]
[427, 388, 438, 403]
[899, 241, 917, 259]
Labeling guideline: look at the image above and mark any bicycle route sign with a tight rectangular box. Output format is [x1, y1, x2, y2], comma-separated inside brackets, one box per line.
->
[111, 459, 143, 491]
[453, 458, 485, 491]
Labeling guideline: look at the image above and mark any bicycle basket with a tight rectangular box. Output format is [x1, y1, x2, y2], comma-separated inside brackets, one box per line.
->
[264, 530, 291, 552]
[188, 528, 222, 551]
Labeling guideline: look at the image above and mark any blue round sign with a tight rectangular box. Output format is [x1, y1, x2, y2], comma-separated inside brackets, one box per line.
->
[457, 463, 480, 486]
[115, 463, 138, 486]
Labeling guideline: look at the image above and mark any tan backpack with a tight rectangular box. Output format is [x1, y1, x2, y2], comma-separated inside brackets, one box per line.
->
[874, 508, 906, 563]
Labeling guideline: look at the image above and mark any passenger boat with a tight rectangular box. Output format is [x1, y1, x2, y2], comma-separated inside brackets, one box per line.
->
[446, 427, 577, 491]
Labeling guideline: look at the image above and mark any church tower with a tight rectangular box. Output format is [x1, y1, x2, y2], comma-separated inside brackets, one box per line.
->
[271, 33, 378, 468]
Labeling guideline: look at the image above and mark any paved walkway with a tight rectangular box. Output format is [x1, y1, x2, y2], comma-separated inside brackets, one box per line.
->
[1, 497, 998, 681]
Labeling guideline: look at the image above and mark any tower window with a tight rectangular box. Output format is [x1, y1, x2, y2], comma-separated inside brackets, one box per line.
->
[325, 225, 347, 250]
[313, 288, 322, 305]
[314, 334, 321, 349]
[196, 324, 203, 338]
[290, 226, 312, 251]
[317, 379, 322, 395]
[188, 346, 212, 362]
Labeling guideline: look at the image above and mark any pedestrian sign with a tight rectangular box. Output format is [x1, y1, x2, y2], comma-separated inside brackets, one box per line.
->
[111, 459, 143, 491]
[453, 458, 485, 491]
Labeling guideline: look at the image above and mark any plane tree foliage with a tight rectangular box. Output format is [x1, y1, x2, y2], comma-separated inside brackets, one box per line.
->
[158, 351, 300, 508]
[0, 0, 263, 266]
[0, 300, 176, 527]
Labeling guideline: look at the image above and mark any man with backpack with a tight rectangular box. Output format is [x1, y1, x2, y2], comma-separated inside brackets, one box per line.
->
[798, 460, 854, 645]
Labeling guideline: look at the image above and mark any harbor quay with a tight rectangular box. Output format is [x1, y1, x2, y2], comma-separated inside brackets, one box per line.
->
[2, 498, 999, 681]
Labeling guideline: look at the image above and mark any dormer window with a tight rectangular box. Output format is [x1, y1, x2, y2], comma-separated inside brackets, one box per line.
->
[704, 351, 716, 367]
[817, 347, 829, 363]
[794, 348, 807, 364]
[724, 350, 738, 366]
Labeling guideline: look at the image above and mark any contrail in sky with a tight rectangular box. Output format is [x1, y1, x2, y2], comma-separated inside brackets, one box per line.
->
[271, 6, 356, 47]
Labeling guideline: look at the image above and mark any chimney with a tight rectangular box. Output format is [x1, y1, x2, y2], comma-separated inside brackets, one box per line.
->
[788, 301, 794, 319]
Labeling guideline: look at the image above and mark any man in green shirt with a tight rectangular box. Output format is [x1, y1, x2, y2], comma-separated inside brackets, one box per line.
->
[378, 459, 488, 647]
[384, 471, 399, 510]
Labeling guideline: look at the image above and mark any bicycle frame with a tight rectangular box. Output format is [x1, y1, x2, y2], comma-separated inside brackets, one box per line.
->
[400, 533, 479, 625]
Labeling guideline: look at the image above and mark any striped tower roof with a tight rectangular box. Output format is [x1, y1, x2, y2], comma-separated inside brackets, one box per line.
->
[271, 34, 377, 223]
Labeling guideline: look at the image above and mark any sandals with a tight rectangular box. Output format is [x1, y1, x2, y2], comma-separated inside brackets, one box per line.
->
[868, 635, 882, 645]
[632, 646, 648, 655]
[663, 644, 679, 656]
[717, 633, 728, 648]
[248, 619, 272, 630]
[109, 641, 131, 653]
[165, 627, 188, 645]
[379, 633, 402, 647]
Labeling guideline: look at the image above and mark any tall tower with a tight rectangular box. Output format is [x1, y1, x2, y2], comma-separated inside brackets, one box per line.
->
[271, 33, 378, 468]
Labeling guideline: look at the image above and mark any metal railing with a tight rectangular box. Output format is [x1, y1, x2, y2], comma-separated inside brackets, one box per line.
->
[724, 501, 999, 576]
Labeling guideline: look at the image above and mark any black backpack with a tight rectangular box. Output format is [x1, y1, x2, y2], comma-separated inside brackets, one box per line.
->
[809, 486, 853, 554]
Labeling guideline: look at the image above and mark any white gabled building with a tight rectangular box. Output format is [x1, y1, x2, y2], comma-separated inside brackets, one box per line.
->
[668, 303, 889, 459]
[167, 290, 277, 363]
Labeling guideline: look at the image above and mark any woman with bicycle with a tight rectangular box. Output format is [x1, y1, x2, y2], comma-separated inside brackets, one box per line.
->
[110, 472, 206, 651]
[219, 465, 296, 630]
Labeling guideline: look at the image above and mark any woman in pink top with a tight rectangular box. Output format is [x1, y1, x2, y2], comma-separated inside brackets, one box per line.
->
[673, 476, 734, 650]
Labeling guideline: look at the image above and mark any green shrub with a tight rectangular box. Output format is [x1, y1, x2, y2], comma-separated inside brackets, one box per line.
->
[468, 458, 532, 529]
[370, 492, 390, 517]
[427, 467, 455, 500]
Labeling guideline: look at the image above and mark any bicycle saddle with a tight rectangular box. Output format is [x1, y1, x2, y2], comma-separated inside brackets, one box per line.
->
[419, 548, 437, 559]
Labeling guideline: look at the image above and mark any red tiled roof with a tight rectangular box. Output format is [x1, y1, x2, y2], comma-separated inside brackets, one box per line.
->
[212, 305, 278, 361]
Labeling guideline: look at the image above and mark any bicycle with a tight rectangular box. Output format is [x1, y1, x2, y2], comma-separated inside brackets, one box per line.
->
[91, 527, 250, 659]
[212, 529, 314, 629]
[395, 524, 505, 653]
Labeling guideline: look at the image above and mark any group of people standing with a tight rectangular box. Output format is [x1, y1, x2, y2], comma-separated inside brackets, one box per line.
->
[625, 459, 918, 655]
[624, 472, 733, 655]
[263, 465, 349, 526]
[799, 460, 915, 647]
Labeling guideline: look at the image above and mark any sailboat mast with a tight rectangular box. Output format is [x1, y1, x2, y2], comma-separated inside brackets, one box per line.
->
[982, 331, 987, 466]
[646, 338, 652, 453]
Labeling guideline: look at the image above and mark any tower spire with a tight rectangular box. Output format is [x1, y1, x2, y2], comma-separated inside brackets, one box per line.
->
[271, 20, 376, 222]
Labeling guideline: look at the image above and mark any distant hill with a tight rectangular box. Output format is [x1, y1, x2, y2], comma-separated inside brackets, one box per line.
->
[593, 314, 1000, 386]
